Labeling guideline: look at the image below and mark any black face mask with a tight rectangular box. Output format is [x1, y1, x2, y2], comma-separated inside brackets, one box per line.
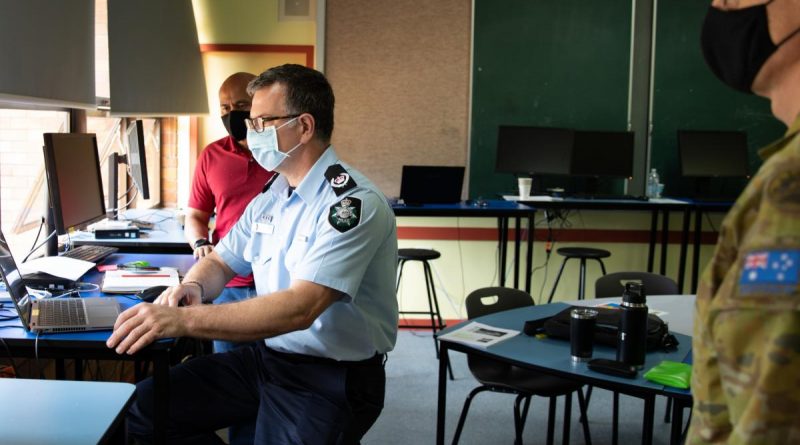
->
[221, 110, 249, 141]
[701, 2, 800, 93]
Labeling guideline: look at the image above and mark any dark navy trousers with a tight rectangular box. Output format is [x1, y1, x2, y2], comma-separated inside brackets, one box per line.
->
[128, 342, 386, 444]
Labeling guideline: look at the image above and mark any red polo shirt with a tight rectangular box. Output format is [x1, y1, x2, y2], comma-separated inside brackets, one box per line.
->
[188, 136, 275, 287]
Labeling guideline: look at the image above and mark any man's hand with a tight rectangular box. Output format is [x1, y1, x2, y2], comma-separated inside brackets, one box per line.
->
[106, 303, 188, 355]
[153, 282, 204, 307]
[193, 244, 214, 259]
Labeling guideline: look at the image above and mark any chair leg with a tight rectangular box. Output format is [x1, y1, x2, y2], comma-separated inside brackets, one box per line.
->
[665, 396, 672, 423]
[547, 396, 557, 445]
[423, 261, 453, 380]
[597, 258, 607, 276]
[513, 394, 531, 445]
[452, 386, 493, 445]
[578, 258, 587, 300]
[547, 258, 569, 303]
[562, 392, 572, 445]
[395, 259, 406, 294]
[612, 391, 619, 445]
[577, 388, 592, 445]
[580, 385, 593, 423]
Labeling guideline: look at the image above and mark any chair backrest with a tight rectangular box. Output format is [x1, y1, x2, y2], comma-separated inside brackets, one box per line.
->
[465, 287, 534, 319]
[595, 271, 679, 299]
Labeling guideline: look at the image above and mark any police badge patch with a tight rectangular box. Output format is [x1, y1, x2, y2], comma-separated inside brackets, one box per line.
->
[329, 197, 362, 233]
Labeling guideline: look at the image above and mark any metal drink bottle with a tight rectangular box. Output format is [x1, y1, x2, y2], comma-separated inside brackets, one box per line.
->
[616, 282, 648, 369]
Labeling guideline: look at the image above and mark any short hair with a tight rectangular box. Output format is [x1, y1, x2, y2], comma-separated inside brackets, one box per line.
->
[247, 64, 335, 143]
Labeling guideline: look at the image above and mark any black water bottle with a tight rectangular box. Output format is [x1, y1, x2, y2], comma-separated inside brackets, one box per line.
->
[616, 282, 648, 369]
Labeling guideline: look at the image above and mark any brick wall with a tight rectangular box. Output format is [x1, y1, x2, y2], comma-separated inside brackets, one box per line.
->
[160, 117, 178, 207]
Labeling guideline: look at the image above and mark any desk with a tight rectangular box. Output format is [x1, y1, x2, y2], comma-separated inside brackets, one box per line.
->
[0, 253, 196, 445]
[520, 197, 693, 291]
[393, 200, 537, 292]
[435, 295, 694, 445]
[71, 208, 191, 254]
[0, 378, 135, 444]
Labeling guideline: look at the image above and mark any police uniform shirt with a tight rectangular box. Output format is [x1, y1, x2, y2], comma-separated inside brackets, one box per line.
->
[215, 146, 399, 361]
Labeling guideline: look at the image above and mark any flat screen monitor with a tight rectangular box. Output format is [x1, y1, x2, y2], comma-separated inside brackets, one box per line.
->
[678, 130, 749, 177]
[570, 130, 635, 178]
[399, 165, 465, 204]
[495, 126, 574, 176]
[42, 133, 107, 234]
[126, 119, 150, 199]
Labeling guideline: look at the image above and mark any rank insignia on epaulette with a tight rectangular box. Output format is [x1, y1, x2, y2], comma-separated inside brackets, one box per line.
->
[329, 197, 361, 233]
[739, 250, 799, 295]
[325, 164, 357, 196]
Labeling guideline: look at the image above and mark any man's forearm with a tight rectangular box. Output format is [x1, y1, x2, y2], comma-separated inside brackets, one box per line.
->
[183, 252, 236, 302]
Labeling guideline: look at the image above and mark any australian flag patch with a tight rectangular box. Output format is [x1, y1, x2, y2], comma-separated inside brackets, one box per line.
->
[739, 250, 799, 295]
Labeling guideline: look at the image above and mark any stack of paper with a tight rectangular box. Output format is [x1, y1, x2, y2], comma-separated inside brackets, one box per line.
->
[437, 322, 519, 348]
[102, 268, 179, 293]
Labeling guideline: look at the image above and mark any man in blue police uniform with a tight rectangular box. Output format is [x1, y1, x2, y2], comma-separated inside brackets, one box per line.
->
[107, 64, 399, 444]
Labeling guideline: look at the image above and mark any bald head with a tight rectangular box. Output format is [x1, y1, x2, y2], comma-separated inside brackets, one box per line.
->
[218, 72, 256, 116]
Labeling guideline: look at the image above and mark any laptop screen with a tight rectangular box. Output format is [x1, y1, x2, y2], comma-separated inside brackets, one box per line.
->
[0, 229, 32, 328]
[400, 166, 465, 205]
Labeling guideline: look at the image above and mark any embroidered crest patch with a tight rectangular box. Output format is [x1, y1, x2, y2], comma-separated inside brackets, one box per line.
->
[739, 250, 799, 295]
[328, 197, 362, 233]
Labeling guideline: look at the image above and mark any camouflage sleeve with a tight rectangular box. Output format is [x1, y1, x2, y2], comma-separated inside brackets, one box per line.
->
[689, 145, 800, 444]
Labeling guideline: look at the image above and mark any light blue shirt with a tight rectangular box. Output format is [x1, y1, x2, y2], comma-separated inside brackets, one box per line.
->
[216, 146, 399, 360]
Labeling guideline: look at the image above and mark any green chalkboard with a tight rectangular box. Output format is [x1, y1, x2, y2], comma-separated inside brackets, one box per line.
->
[650, 1, 783, 198]
[470, 0, 632, 198]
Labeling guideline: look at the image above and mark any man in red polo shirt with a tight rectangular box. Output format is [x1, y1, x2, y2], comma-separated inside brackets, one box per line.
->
[185, 71, 275, 354]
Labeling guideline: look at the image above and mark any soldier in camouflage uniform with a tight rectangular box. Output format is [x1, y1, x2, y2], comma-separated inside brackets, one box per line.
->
[689, 0, 800, 443]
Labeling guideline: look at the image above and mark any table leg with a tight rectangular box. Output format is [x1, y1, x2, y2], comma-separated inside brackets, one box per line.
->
[642, 394, 655, 445]
[525, 213, 535, 294]
[648, 211, 658, 273]
[670, 398, 685, 445]
[612, 391, 619, 445]
[692, 208, 703, 294]
[499, 217, 508, 286]
[660, 211, 669, 276]
[55, 359, 65, 379]
[678, 208, 690, 293]
[153, 350, 169, 445]
[514, 216, 521, 289]
[436, 343, 449, 445]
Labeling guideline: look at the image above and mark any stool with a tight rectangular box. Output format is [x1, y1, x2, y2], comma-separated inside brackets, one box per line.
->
[547, 247, 610, 303]
[396, 248, 453, 379]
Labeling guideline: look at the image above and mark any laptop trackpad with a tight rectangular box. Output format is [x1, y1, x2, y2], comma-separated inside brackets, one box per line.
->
[85, 298, 121, 326]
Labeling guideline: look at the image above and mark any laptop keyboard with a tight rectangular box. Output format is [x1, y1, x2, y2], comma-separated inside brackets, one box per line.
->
[38, 299, 87, 326]
[61, 245, 119, 263]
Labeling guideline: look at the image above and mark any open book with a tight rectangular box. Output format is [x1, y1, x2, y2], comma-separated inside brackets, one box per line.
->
[102, 268, 180, 293]
[437, 322, 519, 348]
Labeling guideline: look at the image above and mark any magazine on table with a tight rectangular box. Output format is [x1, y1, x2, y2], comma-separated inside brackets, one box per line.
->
[437, 322, 519, 348]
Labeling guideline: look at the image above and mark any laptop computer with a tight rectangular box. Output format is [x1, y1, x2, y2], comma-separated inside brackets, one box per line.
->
[400, 166, 465, 205]
[0, 229, 120, 333]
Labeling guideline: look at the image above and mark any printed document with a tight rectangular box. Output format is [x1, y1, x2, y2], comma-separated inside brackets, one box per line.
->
[102, 268, 179, 293]
[437, 322, 519, 348]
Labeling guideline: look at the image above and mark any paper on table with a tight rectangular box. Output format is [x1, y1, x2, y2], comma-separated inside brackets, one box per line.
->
[102, 268, 180, 293]
[437, 322, 519, 349]
[20, 256, 95, 281]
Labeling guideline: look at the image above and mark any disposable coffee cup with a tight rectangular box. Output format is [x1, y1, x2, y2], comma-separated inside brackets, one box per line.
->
[518, 177, 532, 200]
[570, 308, 598, 362]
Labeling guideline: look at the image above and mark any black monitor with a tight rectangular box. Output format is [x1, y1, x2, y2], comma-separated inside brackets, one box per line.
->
[495, 126, 574, 176]
[570, 130, 635, 178]
[42, 133, 107, 235]
[126, 120, 150, 199]
[678, 130, 748, 177]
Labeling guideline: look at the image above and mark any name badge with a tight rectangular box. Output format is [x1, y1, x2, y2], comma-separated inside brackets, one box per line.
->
[254, 222, 274, 234]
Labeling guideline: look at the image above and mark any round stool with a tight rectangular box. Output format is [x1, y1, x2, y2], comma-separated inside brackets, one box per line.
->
[396, 248, 453, 379]
[547, 247, 610, 303]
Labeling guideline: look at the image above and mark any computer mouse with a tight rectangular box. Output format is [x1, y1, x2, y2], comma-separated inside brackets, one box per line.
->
[137, 285, 169, 303]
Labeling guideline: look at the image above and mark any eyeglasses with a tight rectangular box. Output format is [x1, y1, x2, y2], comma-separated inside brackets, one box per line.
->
[244, 114, 301, 133]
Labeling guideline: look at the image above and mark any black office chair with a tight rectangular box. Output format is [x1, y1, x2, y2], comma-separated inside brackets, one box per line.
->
[595, 271, 679, 298]
[453, 287, 592, 445]
[593, 271, 680, 433]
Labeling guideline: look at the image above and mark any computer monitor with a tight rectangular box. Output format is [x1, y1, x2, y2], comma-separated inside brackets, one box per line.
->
[678, 130, 748, 177]
[570, 130, 634, 178]
[42, 133, 107, 235]
[126, 120, 150, 200]
[495, 126, 574, 176]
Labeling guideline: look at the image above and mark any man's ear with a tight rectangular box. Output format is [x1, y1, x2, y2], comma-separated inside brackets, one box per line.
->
[298, 113, 316, 143]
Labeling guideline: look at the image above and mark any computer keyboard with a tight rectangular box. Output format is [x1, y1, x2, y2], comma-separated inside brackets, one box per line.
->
[61, 245, 119, 263]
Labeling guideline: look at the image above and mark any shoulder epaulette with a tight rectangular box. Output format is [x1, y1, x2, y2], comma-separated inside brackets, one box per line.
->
[262, 174, 280, 193]
[324, 164, 357, 196]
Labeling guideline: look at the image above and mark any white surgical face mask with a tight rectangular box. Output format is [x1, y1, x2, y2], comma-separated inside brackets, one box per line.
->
[246, 117, 302, 171]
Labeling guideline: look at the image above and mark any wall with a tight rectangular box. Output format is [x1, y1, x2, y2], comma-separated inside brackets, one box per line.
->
[325, 0, 472, 197]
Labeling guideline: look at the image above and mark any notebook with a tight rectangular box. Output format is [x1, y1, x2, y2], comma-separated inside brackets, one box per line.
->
[102, 268, 179, 293]
[399, 166, 465, 205]
[0, 229, 120, 333]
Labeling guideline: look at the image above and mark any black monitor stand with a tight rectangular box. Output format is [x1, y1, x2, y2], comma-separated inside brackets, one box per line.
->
[107, 152, 128, 220]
